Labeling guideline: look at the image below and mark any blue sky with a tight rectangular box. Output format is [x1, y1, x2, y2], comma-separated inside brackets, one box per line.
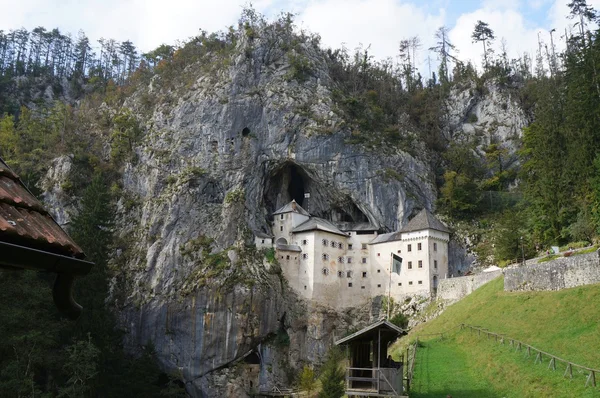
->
[0, 0, 597, 75]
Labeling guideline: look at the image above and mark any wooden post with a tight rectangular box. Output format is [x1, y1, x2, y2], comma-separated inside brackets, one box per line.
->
[586, 371, 596, 387]
[534, 351, 542, 364]
[548, 357, 556, 371]
[526, 346, 531, 357]
[377, 328, 381, 394]
[564, 363, 573, 379]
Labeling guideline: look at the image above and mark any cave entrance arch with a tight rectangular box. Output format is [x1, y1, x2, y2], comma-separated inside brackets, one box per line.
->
[264, 162, 309, 215]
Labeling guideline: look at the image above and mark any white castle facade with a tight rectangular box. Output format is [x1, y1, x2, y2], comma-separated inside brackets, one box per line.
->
[255, 200, 450, 308]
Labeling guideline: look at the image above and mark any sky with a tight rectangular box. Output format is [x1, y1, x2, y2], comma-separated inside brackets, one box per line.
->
[1, 0, 599, 76]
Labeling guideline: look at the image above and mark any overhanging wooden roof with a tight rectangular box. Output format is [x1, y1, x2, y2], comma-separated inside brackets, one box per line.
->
[0, 157, 93, 319]
[335, 320, 406, 345]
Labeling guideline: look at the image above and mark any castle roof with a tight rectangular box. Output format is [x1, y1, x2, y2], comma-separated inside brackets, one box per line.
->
[276, 243, 302, 252]
[399, 209, 450, 234]
[292, 217, 348, 237]
[335, 221, 378, 232]
[369, 231, 402, 245]
[273, 200, 310, 217]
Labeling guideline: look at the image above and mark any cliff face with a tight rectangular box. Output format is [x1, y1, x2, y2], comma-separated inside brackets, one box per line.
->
[40, 27, 529, 397]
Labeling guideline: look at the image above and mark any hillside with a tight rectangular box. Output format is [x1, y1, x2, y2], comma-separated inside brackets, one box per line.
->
[393, 277, 600, 397]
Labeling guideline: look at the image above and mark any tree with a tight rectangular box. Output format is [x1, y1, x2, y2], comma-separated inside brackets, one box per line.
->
[429, 26, 457, 84]
[472, 20, 495, 70]
[298, 366, 317, 397]
[318, 348, 345, 398]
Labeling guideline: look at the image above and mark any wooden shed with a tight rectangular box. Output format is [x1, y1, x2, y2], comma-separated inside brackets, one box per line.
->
[0, 157, 93, 319]
[335, 320, 407, 397]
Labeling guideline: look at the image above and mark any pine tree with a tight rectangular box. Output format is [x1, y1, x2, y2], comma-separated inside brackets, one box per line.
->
[472, 20, 495, 70]
[318, 348, 345, 398]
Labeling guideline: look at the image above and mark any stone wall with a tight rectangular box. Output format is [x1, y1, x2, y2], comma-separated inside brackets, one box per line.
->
[437, 270, 503, 303]
[504, 250, 600, 292]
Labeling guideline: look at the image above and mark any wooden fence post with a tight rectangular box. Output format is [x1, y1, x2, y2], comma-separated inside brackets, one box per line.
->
[564, 363, 573, 379]
[586, 371, 596, 387]
[526, 346, 531, 358]
[535, 351, 542, 364]
[548, 357, 556, 371]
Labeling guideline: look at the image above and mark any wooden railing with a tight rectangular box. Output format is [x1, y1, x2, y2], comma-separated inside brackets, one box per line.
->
[346, 366, 403, 396]
[462, 324, 599, 388]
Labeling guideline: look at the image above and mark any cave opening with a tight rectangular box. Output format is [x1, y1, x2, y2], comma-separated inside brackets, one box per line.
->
[288, 166, 305, 206]
[264, 163, 308, 215]
[242, 127, 250, 137]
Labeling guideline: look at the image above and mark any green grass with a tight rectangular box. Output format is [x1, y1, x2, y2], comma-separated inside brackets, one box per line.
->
[393, 277, 600, 397]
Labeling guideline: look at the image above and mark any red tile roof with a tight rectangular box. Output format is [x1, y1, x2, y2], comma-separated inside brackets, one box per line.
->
[0, 158, 84, 259]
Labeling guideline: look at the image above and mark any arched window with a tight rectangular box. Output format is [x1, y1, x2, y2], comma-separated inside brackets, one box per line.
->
[339, 242, 344, 250]
[302, 239, 308, 245]
[322, 253, 329, 261]
[322, 239, 328, 246]
[276, 237, 288, 245]
[322, 268, 329, 276]
[346, 271, 353, 278]
[337, 271, 343, 278]
[330, 241, 336, 248]
[337, 256, 345, 264]
[302, 253, 308, 260]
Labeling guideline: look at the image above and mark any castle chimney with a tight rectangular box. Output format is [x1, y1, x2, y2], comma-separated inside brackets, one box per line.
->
[291, 200, 297, 211]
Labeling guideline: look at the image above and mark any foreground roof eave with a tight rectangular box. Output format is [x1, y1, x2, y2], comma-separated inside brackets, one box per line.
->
[335, 319, 406, 345]
[0, 241, 94, 319]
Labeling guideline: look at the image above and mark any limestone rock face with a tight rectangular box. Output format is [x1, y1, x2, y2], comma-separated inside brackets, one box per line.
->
[40, 30, 528, 397]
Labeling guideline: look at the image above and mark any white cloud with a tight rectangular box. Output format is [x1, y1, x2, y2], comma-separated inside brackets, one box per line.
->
[298, 0, 445, 73]
[450, 7, 542, 72]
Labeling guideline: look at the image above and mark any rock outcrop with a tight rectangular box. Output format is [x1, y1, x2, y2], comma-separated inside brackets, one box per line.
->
[39, 25, 529, 397]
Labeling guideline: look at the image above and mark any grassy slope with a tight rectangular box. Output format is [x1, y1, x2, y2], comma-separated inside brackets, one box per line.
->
[392, 277, 600, 397]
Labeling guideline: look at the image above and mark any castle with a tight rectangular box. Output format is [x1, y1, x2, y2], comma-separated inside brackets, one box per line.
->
[255, 200, 450, 308]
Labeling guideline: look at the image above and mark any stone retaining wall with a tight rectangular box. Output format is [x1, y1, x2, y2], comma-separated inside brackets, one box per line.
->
[504, 250, 600, 292]
[437, 270, 503, 303]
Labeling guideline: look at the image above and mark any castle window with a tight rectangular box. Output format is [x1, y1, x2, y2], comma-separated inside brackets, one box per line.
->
[408, 261, 412, 269]
[322, 253, 329, 261]
[322, 239, 328, 246]
[286, 255, 290, 260]
[302, 239, 308, 245]
[418, 280, 423, 285]
[409, 281, 413, 285]
[397, 250, 401, 253]
[377, 270, 381, 273]
[408, 244, 412, 252]
[339, 243, 344, 250]
[377, 284, 381, 288]
[348, 283, 353, 287]
[347, 257, 353, 264]
[302, 254, 308, 260]
[434, 260, 438, 269]
[322, 268, 329, 276]
[331, 241, 336, 248]
[377, 253, 380, 257]
[361, 286, 365, 289]
[362, 257, 367, 264]
[280, 214, 284, 220]
[434, 242, 437, 251]
[418, 242, 422, 250]
[304, 285, 307, 290]
[418, 260, 423, 268]
[362, 243, 367, 250]
[362, 272, 367, 278]
[261, 239, 265, 244]
[338, 271, 343, 278]
[338, 256, 345, 264]
[348, 244, 353, 250]
[398, 282, 402, 286]
[280, 226, 283, 231]
[347, 271, 352, 278]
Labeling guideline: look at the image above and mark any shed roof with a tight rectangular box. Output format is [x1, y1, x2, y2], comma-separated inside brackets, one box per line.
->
[0, 157, 93, 319]
[273, 200, 310, 216]
[0, 159, 84, 258]
[399, 209, 450, 234]
[335, 319, 406, 345]
[292, 217, 348, 237]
